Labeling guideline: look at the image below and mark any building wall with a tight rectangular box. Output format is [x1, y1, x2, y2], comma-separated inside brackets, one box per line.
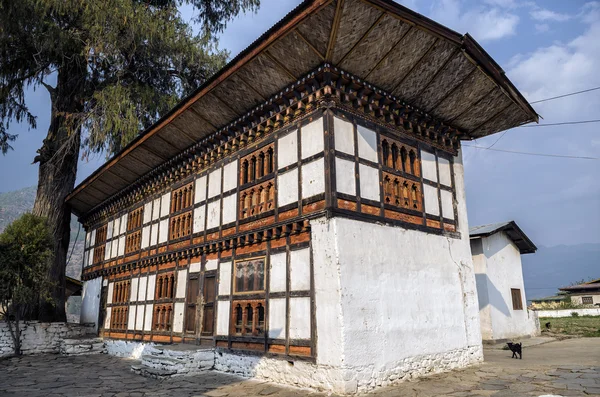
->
[570, 292, 600, 306]
[471, 239, 492, 340]
[80, 277, 103, 332]
[76, 105, 476, 392]
[475, 232, 539, 340]
[305, 150, 483, 393]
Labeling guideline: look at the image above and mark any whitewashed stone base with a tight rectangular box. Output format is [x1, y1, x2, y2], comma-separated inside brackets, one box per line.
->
[60, 337, 106, 355]
[138, 345, 214, 377]
[0, 321, 95, 358]
[214, 345, 483, 394]
[104, 339, 152, 359]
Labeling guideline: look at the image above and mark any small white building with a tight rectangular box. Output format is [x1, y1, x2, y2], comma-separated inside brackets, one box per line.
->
[470, 221, 540, 342]
[560, 278, 600, 306]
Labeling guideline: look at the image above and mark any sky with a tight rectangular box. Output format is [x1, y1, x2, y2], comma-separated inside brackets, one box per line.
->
[0, 0, 598, 248]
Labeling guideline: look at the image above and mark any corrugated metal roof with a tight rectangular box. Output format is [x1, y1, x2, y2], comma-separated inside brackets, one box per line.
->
[469, 220, 537, 254]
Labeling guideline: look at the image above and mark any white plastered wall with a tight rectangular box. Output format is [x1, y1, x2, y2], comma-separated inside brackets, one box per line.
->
[307, 149, 482, 393]
[474, 232, 539, 340]
[80, 277, 102, 332]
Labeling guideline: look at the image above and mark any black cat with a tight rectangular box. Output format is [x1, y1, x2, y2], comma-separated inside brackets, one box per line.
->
[507, 342, 522, 359]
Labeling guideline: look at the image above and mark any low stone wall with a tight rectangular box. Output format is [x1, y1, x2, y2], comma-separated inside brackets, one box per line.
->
[104, 339, 153, 359]
[535, 308, 600, 318]
[0, 321, 95, 358]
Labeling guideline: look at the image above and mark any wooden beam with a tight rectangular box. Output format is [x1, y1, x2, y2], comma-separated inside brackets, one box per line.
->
[187, 106, 218, 130]
[364, 25, 413, 80]
[427, 66, 477, 113]
[390, 37, 439, 94]
[235, 73, 268, 103]
[470, 102, 513, 135]
[447, 85, 496, 124]
[213, 94, 243, 119]
[295, 28, 325, 60]
[412, 47, 463, 104]
[338, 12, 385, 65]
[326, 0, 345, 61]
[168, 123, 198, 146]
[263, 51, 297, 81]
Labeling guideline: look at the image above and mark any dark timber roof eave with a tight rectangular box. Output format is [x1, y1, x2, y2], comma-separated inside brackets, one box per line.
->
[470, 221, 537, 254]
[67, 0, 539, 218]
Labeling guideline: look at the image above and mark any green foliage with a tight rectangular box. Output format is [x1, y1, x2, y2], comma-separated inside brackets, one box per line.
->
[0, 213, 55, 318]
[571, 312, 579, 317]
[0, 0, 260, 157]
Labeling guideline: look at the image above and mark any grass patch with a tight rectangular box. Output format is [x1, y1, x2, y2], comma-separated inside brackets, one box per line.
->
[541, 316, 600, 337]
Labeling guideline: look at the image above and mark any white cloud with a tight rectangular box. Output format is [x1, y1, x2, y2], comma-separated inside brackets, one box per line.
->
[429, 0, 519, 41]
[530, 7, 571, 22]
[508, 12, 600, 120]
[535, 23, 549, 33]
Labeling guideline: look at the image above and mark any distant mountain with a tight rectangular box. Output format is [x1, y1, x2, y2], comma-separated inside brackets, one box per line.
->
[0, 186, 84, 280]
[522, 243, 600, 301]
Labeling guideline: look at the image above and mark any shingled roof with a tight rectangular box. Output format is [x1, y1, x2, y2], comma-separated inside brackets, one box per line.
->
[560, 279, 600, 292]
[67, 0, 539, 217]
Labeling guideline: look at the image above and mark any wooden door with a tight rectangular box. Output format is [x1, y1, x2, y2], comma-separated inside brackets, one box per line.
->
[98, 285, 108, 335]
[185, 276, 199, 334]
[201, 275, 216, 336]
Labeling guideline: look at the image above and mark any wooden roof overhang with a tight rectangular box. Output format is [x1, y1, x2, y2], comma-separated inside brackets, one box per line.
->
[67, 0, 538, 218]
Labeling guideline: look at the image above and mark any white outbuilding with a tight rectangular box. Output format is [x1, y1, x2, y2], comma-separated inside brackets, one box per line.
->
[470, 221, 540, 342]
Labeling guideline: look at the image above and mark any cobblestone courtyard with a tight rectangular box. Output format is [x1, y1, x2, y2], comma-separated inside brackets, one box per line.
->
[1, 338, 599, 397]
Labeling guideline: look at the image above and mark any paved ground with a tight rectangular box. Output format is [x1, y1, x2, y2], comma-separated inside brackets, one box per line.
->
[0, 338, 598, 397]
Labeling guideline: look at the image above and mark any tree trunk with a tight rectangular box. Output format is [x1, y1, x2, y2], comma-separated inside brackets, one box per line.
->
[32, 60, 86, 322]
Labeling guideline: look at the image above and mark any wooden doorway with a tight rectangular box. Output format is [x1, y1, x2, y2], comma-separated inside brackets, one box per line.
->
[201, 274, 216, 336]
[185, 275, 200, 335]
[98, 284, 108, 336]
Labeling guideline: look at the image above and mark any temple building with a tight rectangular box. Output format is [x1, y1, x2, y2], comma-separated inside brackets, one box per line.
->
[69, 0, 538, 393]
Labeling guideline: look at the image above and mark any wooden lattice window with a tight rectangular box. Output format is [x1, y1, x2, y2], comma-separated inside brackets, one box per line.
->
[239, 181, 275, 219]
[125, 230, 141, 255]
[240, 144, 274, 185]
[171, 183, 193, 213]
[511, 288, 523, 310]
[111, 306, 128, 330]
[112, 281, 130, 304]
[231, 300, 265, 336]
[127, 207, 143, 231]
[380, 138, 420, 177]
[170, 211, 192, 240]
[153, 303, 173, 331]
[383, 172, 422, 211]
[92, 224, 108, 264]
[155, 273, 175, 300]
[582, 296, 593, 305]
[234, 258, 265, 293]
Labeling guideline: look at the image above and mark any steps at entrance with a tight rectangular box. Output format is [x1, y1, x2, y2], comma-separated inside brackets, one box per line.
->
[131, 344, 215, 378]
[60, 336, 105, 355]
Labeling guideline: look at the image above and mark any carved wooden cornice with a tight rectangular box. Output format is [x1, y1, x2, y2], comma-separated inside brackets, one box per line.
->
[81, 64, 463, 227]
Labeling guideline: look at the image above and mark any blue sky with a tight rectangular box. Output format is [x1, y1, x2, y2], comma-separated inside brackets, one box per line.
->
[0, 0, 598, 247]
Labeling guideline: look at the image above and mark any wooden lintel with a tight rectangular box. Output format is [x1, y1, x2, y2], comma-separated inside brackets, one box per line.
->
[326, 0, 345, 61]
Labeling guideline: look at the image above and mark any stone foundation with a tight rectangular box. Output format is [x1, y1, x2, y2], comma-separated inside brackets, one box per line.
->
[104, 339, 151, 359]
[214, 345, 483, 394]
[0, 321, 95, 358]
